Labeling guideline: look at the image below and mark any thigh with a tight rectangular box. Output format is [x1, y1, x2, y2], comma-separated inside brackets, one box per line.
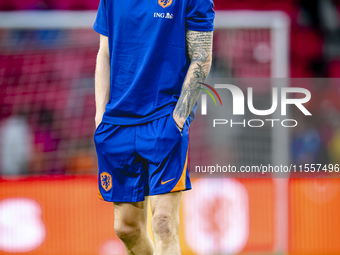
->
[114, 197, 149, 230]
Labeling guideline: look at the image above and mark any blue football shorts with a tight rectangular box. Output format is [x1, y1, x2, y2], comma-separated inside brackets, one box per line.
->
[94, 113, 191, 202]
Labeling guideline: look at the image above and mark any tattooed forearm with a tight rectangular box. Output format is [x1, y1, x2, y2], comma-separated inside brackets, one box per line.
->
[173, 30, 213, 127]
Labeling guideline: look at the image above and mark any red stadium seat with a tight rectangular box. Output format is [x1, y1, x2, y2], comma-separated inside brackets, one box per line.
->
[12, 0, 45, 10]
[328, 60, 340, 78]
[262, 1, 298, 20]
[85, 0, 100, 10]
[291, 28, 323, 60]
[214, 0, 298, 11]
[214, 0, 260, 10]
[48, 0, 99, 10]
[0, 0, 15, 10]
[291, 63, 314, 78]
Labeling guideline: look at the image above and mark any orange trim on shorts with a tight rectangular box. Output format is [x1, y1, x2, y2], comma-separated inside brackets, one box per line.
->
[171, 149, 188, 192]
[98, 188, 104, 200]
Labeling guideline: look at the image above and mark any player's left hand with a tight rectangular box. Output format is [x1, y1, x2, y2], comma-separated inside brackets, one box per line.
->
[172, 113, 185, 132]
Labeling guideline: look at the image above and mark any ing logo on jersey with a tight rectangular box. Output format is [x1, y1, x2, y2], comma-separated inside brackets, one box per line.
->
[101, 172, 112, 192]
[158, 0, 172, 8]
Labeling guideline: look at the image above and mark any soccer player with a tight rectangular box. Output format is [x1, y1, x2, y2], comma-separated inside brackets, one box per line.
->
[93, 0, 214, 254]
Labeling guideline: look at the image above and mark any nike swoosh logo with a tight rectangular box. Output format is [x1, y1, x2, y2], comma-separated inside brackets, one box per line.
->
[161, 178, 175, 185]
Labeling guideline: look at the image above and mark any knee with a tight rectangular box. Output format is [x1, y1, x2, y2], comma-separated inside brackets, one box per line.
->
[151, 212, 178, 241]
[114, 223, 142, 243]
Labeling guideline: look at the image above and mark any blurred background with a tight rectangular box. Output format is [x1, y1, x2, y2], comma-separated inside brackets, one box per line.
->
[1, 0, 340, 254]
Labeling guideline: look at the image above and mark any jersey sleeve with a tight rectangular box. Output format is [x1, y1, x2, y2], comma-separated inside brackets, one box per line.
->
[185, 0, 215, 32]
[93, 0, 109, 36]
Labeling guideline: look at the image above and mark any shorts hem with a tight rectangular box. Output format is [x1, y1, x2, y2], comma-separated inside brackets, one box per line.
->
[148, 186, 192, 196]
[99, 196, 146, 203]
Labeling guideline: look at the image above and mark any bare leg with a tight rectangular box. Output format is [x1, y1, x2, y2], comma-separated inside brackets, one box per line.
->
[113, 197, 154, 255]
[150, 192, 182, 255]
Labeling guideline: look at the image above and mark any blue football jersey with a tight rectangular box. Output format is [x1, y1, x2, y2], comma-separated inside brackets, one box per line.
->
[93, 0, 215, 125]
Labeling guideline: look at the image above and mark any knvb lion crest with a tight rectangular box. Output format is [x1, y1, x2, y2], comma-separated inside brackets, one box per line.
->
[101, 172, 112, 192]
[158, 0, 172, 8]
